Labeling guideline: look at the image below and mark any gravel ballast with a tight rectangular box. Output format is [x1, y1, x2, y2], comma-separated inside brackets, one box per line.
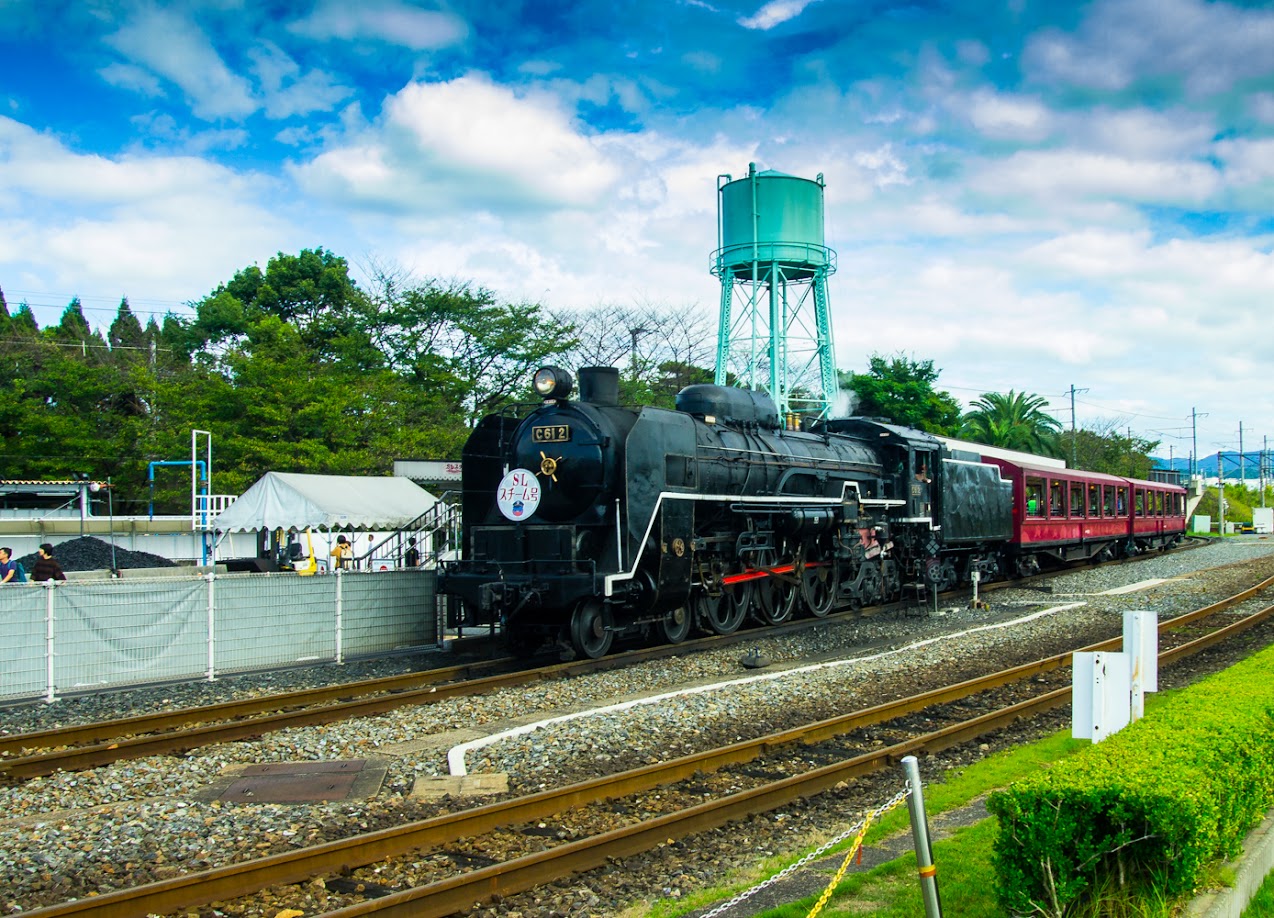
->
[1, 537, 1273, 915]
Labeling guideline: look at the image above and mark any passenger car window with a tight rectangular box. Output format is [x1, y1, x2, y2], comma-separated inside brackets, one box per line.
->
[1026, 478, 1044, 517]
[1049, 480, 1065, 516]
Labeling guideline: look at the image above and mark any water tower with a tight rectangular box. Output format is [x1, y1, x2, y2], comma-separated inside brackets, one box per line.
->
[712, 163, 839, 423]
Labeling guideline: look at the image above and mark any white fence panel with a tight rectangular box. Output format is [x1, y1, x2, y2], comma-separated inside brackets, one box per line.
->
[0, 588, 48, 700]
[0, 571, 440, 705]
[56, 579, 207, 692]
[341, 572, 437, 655]
[213, 575, 340, 673]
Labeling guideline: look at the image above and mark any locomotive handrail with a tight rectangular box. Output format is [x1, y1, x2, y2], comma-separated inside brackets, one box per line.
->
[604, 484, 871, 597]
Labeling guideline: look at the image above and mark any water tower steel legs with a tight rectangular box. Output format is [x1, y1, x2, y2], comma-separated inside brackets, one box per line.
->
[711, 165, 840, 424]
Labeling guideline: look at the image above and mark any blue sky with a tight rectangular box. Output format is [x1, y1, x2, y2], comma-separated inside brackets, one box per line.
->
[2, 0, 1273, 466]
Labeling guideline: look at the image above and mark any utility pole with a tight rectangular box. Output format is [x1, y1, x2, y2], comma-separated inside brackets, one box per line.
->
[1218, 451, 1225, 536]
[628, 326, 648, 381]
[1239, 422, 1245, 485]
[1191, 408, 1204, 479]
[1069, 384, 1087, 468]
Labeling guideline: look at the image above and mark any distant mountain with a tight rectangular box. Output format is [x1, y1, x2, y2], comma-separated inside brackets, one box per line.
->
[1151, 452, 1267, 479]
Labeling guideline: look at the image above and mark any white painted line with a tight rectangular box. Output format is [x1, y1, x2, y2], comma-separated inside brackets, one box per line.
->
[446, 601, 1087, 776]
[1099, 579, 1172, 595]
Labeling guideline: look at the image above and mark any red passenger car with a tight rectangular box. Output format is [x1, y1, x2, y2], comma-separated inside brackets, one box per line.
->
[983, 458, 1187, 577]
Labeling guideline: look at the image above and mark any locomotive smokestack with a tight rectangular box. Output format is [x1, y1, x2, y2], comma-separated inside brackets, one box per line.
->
[578, 366, 620, 406]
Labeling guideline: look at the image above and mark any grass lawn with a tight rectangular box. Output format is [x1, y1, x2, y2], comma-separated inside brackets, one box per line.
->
[1245, 871, 1274, 917]
[642, 699, 1261, 918]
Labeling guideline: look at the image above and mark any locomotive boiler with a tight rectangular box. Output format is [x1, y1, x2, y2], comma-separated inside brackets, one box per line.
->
[438, 365, 1017, 658]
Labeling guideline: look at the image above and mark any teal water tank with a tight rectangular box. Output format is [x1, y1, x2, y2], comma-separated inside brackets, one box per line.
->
[716, 162, 830, 280]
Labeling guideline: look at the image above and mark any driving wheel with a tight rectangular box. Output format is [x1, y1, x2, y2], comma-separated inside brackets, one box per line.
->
[570, 600, 613, 659]
[801, 551, 839, 617]
[660, 605, 691, 644]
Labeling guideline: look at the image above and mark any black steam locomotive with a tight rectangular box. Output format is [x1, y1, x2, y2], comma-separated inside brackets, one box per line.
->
[438, 365, 1016, 658]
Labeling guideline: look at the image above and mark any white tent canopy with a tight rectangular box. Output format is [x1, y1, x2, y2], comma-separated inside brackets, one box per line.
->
[214, 472, 437, 532]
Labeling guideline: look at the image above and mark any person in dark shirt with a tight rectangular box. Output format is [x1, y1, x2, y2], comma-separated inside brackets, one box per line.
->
[0, 546, 20, 583]
[404, 536, 421, 568]
[32, 543, 67, 582]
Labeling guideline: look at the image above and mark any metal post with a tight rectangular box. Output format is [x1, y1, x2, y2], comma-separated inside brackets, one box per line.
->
[1218, 451, 1225, 535]
[44, 582, 57, 704]
[902, 755, 943, 917]
[335, 569, 345, 665]
[205, 573, 217, 682]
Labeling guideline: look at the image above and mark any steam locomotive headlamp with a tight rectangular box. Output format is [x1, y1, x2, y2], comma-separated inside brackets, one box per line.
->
[533, 366, 574, 400]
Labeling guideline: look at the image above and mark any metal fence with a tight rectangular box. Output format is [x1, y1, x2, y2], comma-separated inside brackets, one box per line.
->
[0, 570, 439, 704]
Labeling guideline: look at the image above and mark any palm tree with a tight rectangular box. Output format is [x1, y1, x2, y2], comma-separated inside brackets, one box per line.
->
[960, 390, 1063, 457]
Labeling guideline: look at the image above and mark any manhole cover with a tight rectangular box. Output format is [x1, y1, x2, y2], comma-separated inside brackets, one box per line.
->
[204, 759, 387, 804]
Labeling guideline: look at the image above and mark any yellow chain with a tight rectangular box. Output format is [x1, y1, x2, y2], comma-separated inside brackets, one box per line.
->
[804, 792, 910, 918]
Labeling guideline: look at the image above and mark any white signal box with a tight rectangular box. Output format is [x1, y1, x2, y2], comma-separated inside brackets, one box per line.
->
[1072, 651, 1131, 743]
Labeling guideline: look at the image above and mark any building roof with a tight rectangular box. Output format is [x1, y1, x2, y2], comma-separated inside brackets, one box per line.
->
[213, 472, 436, 532]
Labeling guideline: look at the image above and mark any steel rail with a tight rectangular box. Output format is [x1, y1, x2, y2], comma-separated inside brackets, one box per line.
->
[0, 601, 926, 778]
[0, 535, 1209, 776]
[0, 659, 512, 756]
[19, 580, 1274, 918]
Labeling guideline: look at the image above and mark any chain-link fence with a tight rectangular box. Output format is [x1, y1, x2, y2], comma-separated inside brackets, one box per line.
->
[0, 570, 440, 704]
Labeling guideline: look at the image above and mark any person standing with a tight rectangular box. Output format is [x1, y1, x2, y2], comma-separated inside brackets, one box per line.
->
[0, 546, 23, 583]
[32, 544, 67, 582]
[331, 535, 351, 571]
[404, 536, 420, 568]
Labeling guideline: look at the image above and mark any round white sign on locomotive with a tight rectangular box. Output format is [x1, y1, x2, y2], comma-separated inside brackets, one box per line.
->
[496, 468, 541, 521]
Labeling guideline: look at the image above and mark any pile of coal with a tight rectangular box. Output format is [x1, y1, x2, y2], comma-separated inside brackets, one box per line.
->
[16, 536, 177, 572]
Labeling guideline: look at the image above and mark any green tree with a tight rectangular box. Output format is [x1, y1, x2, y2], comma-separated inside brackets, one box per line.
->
[361, 270, 574, 423]
[10, 302, 39, 335]
[838, 353, 962, 433]
[1058, 421, 1160, 476]
[108, 298, 146, 353]
[193, 248, 375, 365]
[960, 390, 1063, 457]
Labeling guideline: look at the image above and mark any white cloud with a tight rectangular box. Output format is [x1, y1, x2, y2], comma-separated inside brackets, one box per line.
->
[97, 62, 165, 98]
[0, 117, 291, 304]
[1067, 107, 1214, 160]
[104, 6, 256, 120]
[1249, 93, 1274, 124]
[289, 0, 468, 51]
[739, 0, 818, 30]
[294, 75, 621, 211]
[1215, 137, 1274, 188]
[1024, 0, 1274, 98]
[853, 144, 910, 188]
[965, 90, 1052, 141]
[248, 42, 355, 119]
[970, 150, 1219, 207]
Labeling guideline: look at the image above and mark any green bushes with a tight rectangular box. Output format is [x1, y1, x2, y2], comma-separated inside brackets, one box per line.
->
[988, 643, 1274, 916]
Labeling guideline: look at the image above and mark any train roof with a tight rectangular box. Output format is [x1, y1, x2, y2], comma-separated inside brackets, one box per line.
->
[934, 437, 1067, 469]
[819, 417, 943, 449]
[984, 456, 1187, 490]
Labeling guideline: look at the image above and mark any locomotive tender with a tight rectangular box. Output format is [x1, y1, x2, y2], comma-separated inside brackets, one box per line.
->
[438, 366, 1186, 658]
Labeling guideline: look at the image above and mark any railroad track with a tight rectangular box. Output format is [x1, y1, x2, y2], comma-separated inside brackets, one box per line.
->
[18, 569, 1274, 918]
[0, 538, 1209, 780]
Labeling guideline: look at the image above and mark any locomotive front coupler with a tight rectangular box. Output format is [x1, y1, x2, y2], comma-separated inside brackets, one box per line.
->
[479, 582, 540, 618]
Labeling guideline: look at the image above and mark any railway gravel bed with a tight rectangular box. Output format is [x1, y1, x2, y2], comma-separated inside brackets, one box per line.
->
[2, 537, 1273, 916]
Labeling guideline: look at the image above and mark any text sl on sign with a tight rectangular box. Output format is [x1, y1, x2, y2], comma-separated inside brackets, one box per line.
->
[496, 468, 541, 521]
[533, 425, 571, 444]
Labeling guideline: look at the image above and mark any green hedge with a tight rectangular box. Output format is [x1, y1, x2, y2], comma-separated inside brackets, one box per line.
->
[987, 642, 1274, 915]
